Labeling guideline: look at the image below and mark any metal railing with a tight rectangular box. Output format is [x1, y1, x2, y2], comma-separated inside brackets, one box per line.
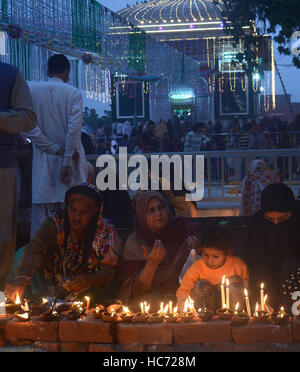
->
[87, 148, 300, 202]
[90, 131, 300, 153]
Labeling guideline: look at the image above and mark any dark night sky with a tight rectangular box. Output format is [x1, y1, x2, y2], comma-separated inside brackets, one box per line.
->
[99, 0, 300, 103]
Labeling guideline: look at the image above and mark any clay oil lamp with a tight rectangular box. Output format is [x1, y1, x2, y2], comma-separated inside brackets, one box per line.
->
[149, 302, 165, 323]
[133, 302, 150, 323]
[107, 303, 122, 314]
[120, 306, 135, 323]
[216, 304, 234, 320]
[198, 308, 214, 322]
[30, 297, 49, 315]
[272, 306, 289, 325]
[253, 302, 269, 323]
[180, 297, 195, 322]
[93, 304, 105, 320]
[16, 312, 30, 322]
[164, 304, 179, 323]
[40, 298, 61, 321]
[102, 306, 120, 323]
[232, 303, 249, 326]
[5, 293, 22, 314]
[40, 310, 59, 322]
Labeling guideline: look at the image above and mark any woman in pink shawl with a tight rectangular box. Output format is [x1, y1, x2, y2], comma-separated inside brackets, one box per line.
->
[117, 191, 201, 310]
[240, 159, 282, 216]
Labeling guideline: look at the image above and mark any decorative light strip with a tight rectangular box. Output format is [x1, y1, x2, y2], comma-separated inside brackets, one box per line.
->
[117, 0, 225, 25]
[271, 40, 276, 110]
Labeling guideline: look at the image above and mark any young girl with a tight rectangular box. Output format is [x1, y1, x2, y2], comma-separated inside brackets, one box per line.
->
[176, 225, 249, 312]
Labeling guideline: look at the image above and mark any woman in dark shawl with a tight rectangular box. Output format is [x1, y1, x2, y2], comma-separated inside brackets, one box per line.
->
[117, 191, 202, 311]
[244, 183, 300, 310]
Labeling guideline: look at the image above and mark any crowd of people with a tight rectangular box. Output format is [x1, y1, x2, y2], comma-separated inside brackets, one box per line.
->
[2, 55, 300, 316]
[4, 182, 300, 314]
[84, 115, 300, 156]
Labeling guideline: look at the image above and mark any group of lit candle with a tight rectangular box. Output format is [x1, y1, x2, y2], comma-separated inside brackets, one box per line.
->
[220, 280, 286, 319]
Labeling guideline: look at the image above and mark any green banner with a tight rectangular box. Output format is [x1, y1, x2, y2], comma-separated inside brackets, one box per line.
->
[128, 27, 146, 73]
[71, 0, 101, 53]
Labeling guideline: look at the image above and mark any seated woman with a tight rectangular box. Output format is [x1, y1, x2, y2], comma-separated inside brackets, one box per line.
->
[117, 191, 201, 311]
[244, 183, 300, 310]
[5, 183, 123, 305]
[176, 225, 249, 312]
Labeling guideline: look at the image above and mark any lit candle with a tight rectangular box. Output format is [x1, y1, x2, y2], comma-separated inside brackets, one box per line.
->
[254, 302, 259, 317]
[260, 283, 265, 311]
[244, 289, 252, 318]
[169, 301, 173, 314]
[234, 302, 239, 315]
[221, 276, 226, 308]
[145, 303, 150, 314]
[85, 296, 90, 312]
[226, 279, 230, 309]
[140, 302, 144, 313]
[15, 293, 21, 305]
[173, 306, 178, 315]
[278, 306, 285, 318]
[160, 302, 164, 314]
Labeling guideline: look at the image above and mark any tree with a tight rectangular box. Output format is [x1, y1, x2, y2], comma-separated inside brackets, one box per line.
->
[215, 0, 300, 68]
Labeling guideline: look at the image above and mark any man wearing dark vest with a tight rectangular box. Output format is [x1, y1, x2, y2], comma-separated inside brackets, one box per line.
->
[0, 61, 36, 289]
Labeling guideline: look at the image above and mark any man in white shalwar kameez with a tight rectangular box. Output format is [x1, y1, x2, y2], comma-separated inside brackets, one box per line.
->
[26, 54, 87, 237]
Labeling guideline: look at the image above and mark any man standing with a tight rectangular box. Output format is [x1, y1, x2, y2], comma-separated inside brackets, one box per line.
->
[0, 61, 37, 289]
[183, 122, 205, 153]
[27, 54, 87, 237]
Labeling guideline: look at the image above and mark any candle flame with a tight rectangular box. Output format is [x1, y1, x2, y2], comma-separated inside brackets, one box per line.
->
[226, 279, 229, 287]
[173, 306, 178, 314]
[163, 304, 169, 314]
[122, 306, 131, 314]
[235, 302, 239, 311]
[255, 302, 258, 313]
[183, 296, 195, 313]
[42, 298, 48, 304]
[85, 296, 90, 302]
[222, 275, 225, 285]
[140, 302, 144, 313]
[280, 306, 285, 312]
[244, 288, 248, 297]
[18, 313, 29, 319]
[160, 302, 164, 313]
[260, 283, 264, 289]
[15, 293, 21, 305]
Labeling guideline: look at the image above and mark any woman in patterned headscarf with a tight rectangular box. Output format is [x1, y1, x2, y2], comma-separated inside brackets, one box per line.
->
[240, 159, 282, 216]
[117, 191, 202, 310]
[5, 183, 123, 304]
